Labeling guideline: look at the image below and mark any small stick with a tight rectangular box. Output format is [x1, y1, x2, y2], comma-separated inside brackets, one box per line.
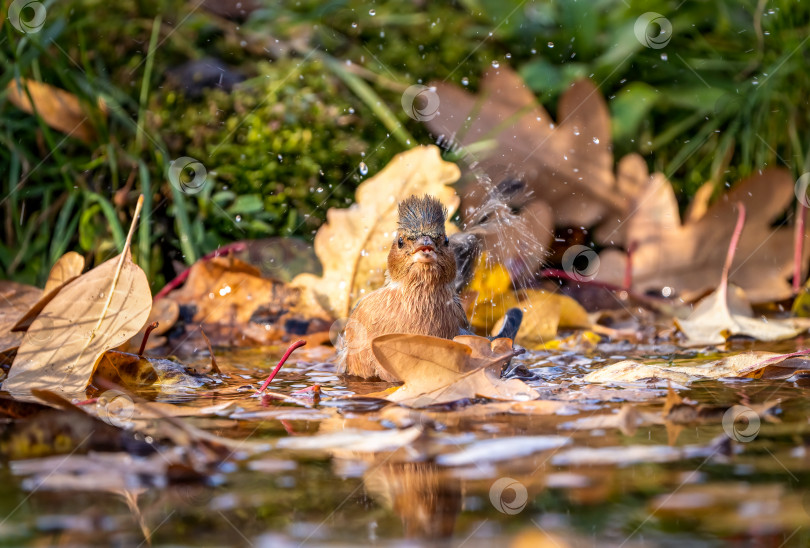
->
[199, 326, 221, 375]
[137, 322, 159, 358]
[256, 340, 306, 394]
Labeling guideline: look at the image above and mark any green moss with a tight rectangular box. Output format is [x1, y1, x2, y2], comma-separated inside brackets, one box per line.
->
[151, 58, 398, 244]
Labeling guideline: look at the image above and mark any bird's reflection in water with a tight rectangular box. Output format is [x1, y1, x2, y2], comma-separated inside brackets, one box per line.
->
[363, 460, 461, 539]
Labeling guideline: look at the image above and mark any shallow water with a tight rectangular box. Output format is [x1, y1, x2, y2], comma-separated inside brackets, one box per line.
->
[3, 337, 810, 547]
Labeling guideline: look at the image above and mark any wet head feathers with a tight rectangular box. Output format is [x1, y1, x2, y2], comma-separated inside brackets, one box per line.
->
[397, 195, 447, 238]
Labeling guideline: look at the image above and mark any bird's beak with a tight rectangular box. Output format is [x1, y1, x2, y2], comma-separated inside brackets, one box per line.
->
[411, 236, 437, 263]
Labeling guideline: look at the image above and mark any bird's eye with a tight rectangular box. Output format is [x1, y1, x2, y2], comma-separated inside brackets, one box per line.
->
[398, 237, 404, 248]
[444, 236, 449, 246]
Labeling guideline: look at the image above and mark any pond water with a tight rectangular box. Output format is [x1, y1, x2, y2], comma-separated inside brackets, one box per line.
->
[2, 337, 810, 547]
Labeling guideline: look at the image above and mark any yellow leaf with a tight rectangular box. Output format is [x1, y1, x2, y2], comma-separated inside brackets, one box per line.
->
[291, 145, 460, 319]
[481, 287, 591, 349]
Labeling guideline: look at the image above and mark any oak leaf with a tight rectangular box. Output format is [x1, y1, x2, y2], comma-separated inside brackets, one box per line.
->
[371, 333, 538, 406]
[426, 66, 634, 230]
[596, 167, 810, 303]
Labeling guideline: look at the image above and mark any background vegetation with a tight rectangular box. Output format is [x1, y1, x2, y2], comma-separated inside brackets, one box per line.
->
[2, 0, 808, 289]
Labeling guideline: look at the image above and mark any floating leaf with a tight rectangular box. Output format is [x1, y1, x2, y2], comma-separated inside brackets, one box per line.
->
[371, 333, 537, 406]
[584, 351, 810, 384]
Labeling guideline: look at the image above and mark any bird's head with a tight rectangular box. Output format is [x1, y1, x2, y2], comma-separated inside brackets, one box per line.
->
[387, 195, 456, 286]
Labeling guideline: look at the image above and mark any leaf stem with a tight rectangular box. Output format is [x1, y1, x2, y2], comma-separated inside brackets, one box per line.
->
[256, 340, 307, 394]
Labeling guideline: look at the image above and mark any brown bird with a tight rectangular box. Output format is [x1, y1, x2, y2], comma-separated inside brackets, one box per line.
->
[336, 194, 521, 381]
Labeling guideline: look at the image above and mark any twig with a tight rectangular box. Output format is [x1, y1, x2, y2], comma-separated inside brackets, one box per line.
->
[199, 326, 221, 375]
[256, 340, 306, 394]
[137, 322, 159, 358]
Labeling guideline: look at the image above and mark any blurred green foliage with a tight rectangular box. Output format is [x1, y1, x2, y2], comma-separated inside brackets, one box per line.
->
[1, 0, 809, 286]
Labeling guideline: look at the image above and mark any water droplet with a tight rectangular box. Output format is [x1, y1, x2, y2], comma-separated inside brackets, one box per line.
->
[592, 137, 600, 144]
[461, 77, 469, 86]
[235, 215, 242, 222]
[368, 8, 375, 15]
[660, 53, 668, 61]
[359, 162, 369, 175]
[351, 22, 358, 28]
[547, 42, 554, 48]
[505, 53, 512, 59]
[491, 60, 500, 68]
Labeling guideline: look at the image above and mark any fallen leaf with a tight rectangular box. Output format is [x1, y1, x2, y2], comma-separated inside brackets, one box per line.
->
[426, 66, 626, 230]
[167, 255, 287, 324]
[5, 198, 151, 401]
[672, 203, 810, 344]
[292, 145, 461, 319]
[0, 281, 42, 353]
[6, 79, 105, 143]
[675, 284, 810, 345]
[466, 256, 590, 345]
[551, 442, 720, 466]
[584, 351, 810, 383]
[276, 426, 424, 453]
[371, 333, 538, 406]
[596, 168, 810, 303]
[436, 435, 571, 466]
[12, 251, 85, 332]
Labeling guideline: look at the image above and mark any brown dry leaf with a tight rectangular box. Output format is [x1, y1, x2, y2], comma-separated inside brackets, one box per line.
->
[426, 66, 633, 230]
[584, 350, 810, 383]
[291, 145, 461, 319]
[166, 255, 295, 324]
[5, 198, 151, 401]
[12, 251, 85, 332]
[596, 168, 809, 303]
[0, 281, 42, 353]
[6, 79, 105, 143]
[371, 333, 538, 406]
